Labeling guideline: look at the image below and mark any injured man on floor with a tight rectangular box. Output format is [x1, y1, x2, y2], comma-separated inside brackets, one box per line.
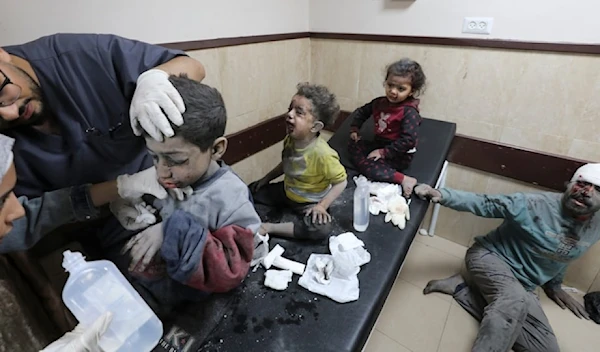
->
[415, 163, 600, 352]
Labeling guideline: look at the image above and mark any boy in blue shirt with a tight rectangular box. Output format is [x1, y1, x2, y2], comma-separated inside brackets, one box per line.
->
[416, 163, 600, 352]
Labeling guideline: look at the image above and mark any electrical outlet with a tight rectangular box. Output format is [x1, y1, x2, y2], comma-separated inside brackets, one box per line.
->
[462, 17, 493, 35]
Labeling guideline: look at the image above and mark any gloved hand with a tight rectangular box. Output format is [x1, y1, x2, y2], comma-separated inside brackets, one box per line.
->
[414, 184, 443, 203]
[110, 198, 157, 231]
[168, 186, 194, 201]
[123, 223, 164, 271]
[384, 195, 410, 229]
[129, 69, 185, 141]
[116, 166, 168, 200]
[544, 286, 591, 320]
[40, 311, 113, 352]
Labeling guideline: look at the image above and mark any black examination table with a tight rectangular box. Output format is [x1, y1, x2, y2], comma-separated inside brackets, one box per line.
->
[154, 116, 456, 352]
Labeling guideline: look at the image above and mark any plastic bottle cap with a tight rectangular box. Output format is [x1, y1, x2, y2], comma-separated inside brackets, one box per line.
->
[62, 250, 86, 272]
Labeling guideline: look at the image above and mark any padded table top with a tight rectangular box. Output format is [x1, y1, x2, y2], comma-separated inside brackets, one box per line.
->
[156, 116, 456, 352]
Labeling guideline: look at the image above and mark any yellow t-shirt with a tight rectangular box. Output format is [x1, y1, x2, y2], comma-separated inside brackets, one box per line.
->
[282, 135, 347, 203]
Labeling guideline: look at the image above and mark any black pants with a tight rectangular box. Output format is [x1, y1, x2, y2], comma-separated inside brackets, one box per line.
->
[251, 182, 333, 240]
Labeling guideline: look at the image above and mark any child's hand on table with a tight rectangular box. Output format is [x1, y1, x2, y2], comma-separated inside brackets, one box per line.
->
[250, 178, 269, 193]
[350, 132, 361, 142]
[305, 204, 332, 224]
[367, 149, 384, 161]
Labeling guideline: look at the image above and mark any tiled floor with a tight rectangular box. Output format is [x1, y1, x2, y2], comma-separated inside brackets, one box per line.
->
[363, 234, 600, 352]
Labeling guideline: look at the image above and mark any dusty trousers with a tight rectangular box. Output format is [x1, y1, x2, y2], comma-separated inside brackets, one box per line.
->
[453, 244, 559, 352]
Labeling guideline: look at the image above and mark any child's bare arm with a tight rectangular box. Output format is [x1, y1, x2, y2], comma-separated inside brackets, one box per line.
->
[252, 162, 283, 192]
[319, 179, 348, 210]
[263, 162, 284, 182]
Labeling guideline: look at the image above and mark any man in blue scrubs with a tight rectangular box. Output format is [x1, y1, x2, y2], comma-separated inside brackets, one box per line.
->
[0, 33, 205, 254]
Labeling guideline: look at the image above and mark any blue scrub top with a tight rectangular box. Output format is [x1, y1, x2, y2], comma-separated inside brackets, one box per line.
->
[3, 34, 185, 198]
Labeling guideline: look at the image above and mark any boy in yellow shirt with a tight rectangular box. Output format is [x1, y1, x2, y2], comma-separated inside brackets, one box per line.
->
[250, 83, 348, 240]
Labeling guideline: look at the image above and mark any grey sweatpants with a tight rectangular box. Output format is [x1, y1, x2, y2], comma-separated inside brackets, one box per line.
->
[454, 244, 559, 352]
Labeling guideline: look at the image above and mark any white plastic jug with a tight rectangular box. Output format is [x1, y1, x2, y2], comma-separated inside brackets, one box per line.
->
[353, 175, 370, 232]
[61, 250, 163, 352]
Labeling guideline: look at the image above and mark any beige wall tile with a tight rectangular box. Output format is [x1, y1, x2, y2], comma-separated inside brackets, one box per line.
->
[218, 44, 262, 118]
[454, 118, 503, 141]
[564, 242, 600, 291]
[226, 110, 260, 135]
[438, 303, 479, 352]
[567, 139, 600, 162]
[589, 272, 600, 292]
[397, 241, 463, 302]
[499, 126, 571, 157]
[311, 39, 363, 102]
[186, 48, 223, 91]
[363, 329, 411, 352]
[445, 164, 490, 194]
[230, 141, 283, 184]
[375, 279, 451, 352]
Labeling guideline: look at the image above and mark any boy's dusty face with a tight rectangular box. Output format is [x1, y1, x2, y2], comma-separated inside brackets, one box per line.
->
[286, 95, 322, 141]
[145, 136, 213, 189]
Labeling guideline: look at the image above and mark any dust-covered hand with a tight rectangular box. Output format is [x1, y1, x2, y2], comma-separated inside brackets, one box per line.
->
[129, 69, 185, 141]
[167, 186, 194, 201]
[123, 223, 164, 272]
[305, 204, 332, 224]
[414, 184, 443, 203]
[367, 149, 384, 161]
[544, 286, 590, 320]
[350, 132, 361, 142]
[116, 166, 168, 200]
[250, 178, 269, 194]
[110, 198, 157, 231]
[40, 311, 113, 352]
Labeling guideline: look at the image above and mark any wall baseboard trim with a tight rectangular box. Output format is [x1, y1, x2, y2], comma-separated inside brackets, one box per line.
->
[161, 32, 310, 51]
[160, 32, 600, 56]
[310, 32, 600, 55]
[224, 111, 589, 191]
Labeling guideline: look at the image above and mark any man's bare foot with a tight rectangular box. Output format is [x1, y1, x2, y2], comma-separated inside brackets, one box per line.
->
[401, 176, 418, 197]
[423, 274, 464, 296]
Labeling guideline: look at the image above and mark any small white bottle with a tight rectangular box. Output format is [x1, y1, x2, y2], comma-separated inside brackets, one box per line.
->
[61, 250, 163, 352]
[353, 175, 370, 232]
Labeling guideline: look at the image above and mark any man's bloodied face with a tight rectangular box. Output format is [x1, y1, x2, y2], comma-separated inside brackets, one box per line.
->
[562, 181, 600, 217]
[0, 50, 50, 129]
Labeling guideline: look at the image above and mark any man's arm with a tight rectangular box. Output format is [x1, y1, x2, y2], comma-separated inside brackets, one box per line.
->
[414, 185, 526, 219]
[154, 56, 205, 82]
[0, 185, 102, 253]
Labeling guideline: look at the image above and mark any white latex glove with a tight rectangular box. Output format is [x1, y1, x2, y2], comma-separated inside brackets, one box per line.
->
[384, 195, 410, 229]
[40, 311, 113, 352]
[129, 69, 185, 141]
[116, 166, 168, 200]
[109, 198, 157, 231]
[123, 223, 164, 271]
[369, 196, 388, 215]
[167, 186, 194, 201]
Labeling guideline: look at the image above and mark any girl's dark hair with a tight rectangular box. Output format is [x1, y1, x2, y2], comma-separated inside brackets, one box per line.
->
[385, 58, 427, 96]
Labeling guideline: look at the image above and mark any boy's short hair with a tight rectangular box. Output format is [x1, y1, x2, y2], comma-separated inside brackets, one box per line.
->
[295, 83, 340, 127]
[168, 75, 227, 151]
